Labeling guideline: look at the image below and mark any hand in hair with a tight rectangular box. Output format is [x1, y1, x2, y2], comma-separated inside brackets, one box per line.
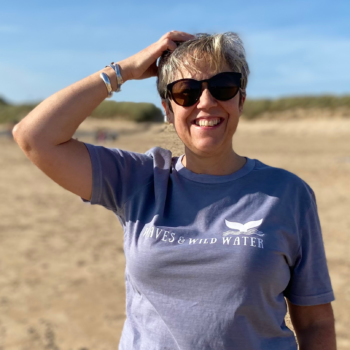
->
[117, 31, 195, 83]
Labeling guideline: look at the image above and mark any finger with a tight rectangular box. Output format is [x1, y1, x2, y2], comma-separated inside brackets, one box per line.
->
[166, 30, 196, 41]
[165, 39, 178, 52]
[160, 31, 195, 53]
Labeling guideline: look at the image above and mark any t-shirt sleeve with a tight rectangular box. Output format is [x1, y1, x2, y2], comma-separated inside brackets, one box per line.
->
[80, 142, 154, 216]
[284, 189, 335, 305]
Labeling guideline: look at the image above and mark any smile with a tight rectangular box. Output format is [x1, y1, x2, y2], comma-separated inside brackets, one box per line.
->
[192, 117, 224, 127]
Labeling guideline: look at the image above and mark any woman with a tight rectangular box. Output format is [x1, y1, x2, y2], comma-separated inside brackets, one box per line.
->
[13, 31, 336, 350]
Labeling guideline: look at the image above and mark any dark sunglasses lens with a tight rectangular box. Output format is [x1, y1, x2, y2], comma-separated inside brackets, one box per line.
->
[171, 80, 201, 106]
[209, 74, 240, 101]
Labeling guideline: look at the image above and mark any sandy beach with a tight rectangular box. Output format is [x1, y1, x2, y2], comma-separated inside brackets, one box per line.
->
[1, 117, 349, 349]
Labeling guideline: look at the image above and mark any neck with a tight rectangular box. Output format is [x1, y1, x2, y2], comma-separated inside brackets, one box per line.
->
[182, 148, 246, 176]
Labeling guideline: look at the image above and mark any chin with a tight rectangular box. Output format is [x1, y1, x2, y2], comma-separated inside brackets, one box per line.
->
[188, 142, 227, 157]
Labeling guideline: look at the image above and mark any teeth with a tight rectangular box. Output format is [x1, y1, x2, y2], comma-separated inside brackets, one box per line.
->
[195, 118, 221, 127]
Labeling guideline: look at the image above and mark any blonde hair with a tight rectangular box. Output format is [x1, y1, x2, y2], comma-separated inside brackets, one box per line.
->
[157, 32, 250, 102]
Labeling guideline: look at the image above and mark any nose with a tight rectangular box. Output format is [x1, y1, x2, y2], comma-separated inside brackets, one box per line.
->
[196, 82, 218, 109]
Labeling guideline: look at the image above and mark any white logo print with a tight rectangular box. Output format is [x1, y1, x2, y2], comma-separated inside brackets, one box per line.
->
[223, 219, 265, 237]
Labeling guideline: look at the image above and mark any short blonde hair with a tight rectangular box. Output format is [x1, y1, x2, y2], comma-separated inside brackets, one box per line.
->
[157, 32, 250, 102]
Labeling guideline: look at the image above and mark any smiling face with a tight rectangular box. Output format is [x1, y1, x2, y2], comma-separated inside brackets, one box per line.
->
[162, 60, 245, 159]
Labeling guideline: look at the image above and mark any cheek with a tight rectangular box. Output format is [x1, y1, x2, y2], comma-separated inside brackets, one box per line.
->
[172, 106, 194, 129]
[224, 99, 241, 118]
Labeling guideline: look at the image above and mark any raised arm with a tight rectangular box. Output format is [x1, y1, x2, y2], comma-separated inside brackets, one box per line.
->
[12, 31, 194, 201]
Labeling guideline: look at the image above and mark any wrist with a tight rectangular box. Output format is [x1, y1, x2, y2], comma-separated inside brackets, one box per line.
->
[116, 60, 132, 83]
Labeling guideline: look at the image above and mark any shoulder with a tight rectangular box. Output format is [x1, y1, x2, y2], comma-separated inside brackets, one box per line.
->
[145, 146, 174, 170]
[252, 159, 313, 190]
[84, 143, 177, 188]
[84, 143, 173, 169]
[250, 158, 316, 204]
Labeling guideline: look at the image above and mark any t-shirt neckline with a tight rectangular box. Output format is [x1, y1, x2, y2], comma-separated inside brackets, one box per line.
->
[174, 155, 255, 184]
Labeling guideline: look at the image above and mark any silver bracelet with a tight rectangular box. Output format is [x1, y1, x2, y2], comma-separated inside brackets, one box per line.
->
[100, 72, 113, 98]
[107, 64, 120, 92]
[105, 63, 123, 92]
[111, 62, 124, 92]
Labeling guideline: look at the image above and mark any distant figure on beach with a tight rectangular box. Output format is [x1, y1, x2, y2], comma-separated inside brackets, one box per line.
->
[13, 31, 336, 350]
[95, 129, 107, 143]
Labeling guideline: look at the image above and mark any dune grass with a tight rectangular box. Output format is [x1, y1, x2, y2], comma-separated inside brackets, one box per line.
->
[1, 95, 349, 124]
[242, 95, 350, 119]
[90, 101, 164, 122]
[0, 99, 164, 124]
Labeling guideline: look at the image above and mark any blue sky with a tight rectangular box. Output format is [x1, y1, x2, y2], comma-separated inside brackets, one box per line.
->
[0, 0, 349, 109]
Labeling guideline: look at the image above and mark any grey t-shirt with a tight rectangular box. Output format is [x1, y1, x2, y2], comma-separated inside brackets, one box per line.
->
[82, 144, 334, 350]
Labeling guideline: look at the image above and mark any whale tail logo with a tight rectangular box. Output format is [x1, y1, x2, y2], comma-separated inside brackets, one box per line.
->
[223, 219, 264, 237]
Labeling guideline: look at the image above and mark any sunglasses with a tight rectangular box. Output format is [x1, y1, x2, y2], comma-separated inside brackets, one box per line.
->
[166, 72, 242, 107]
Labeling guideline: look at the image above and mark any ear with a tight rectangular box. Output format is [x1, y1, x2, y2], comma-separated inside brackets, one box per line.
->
[238, 92, 246, 115]
[161, 99, 174, 124]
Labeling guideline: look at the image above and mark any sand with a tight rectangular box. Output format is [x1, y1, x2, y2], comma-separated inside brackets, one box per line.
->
[0, 117, 349, 349]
